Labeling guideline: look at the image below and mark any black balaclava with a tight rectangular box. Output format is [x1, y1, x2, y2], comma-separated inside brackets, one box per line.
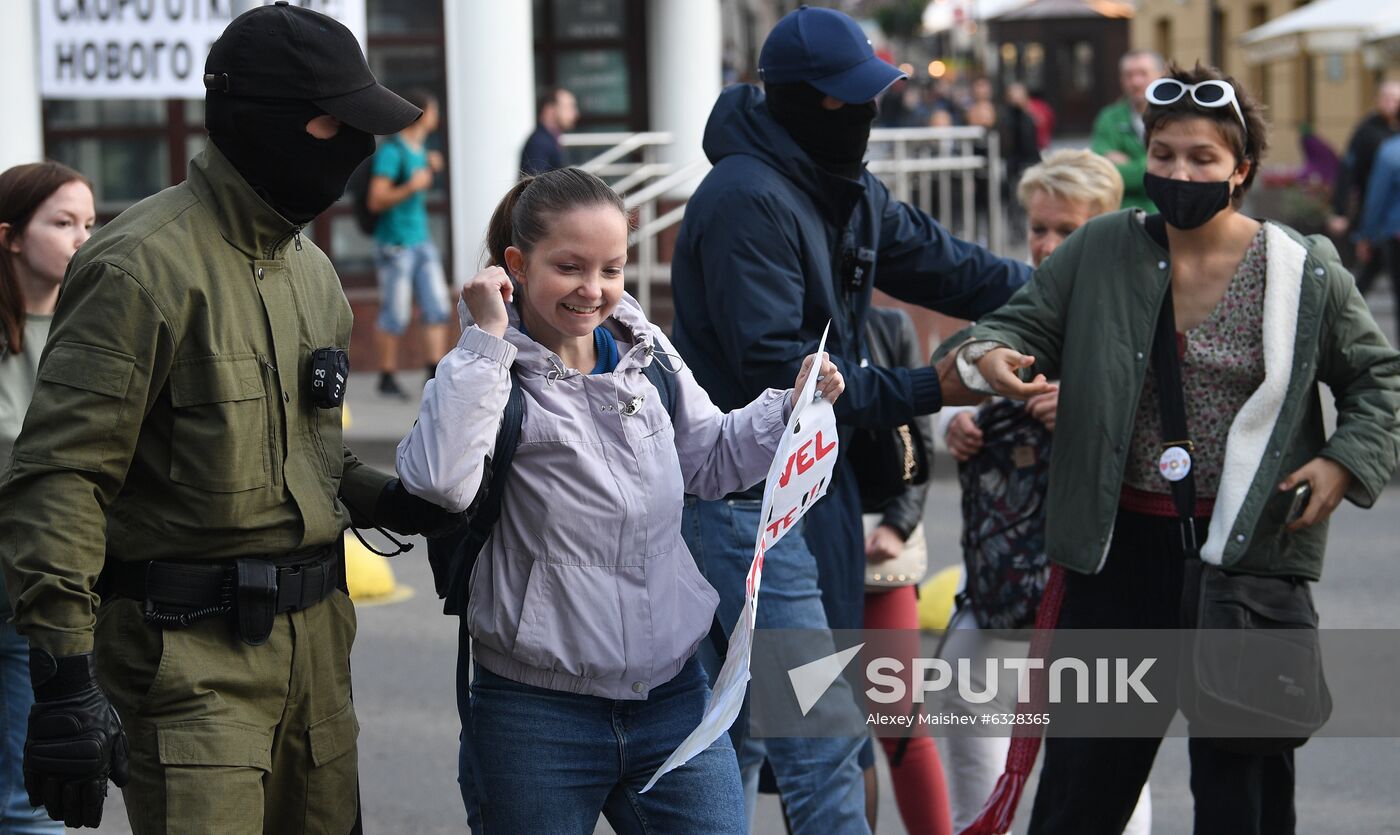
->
[206, 94, 375, 224]
[766, 82, 877, 180]
[1143, 173, 1233, 231]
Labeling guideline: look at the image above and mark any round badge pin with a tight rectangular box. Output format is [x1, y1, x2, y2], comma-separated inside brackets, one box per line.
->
[1158, 446, 1192, 482]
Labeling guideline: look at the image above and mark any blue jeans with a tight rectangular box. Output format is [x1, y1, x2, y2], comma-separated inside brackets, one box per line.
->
[0, 624, 62, 834]
[373, 240, 451, 335]
[462, 656, 744, 834]
[682, 497, 871, 835]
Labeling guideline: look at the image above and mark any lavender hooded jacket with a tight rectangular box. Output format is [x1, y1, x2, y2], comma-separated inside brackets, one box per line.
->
[397, 295, 790, 699]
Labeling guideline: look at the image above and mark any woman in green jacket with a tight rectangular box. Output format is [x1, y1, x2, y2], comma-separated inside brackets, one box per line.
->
[941, 65, 1400, 834]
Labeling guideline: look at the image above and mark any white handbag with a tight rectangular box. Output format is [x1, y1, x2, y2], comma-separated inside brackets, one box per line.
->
[862, 515, 928, 589]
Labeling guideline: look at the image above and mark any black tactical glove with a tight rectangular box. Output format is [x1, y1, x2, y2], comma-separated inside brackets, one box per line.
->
[375, 478, 466, 537]
[25, 650, 129, 829]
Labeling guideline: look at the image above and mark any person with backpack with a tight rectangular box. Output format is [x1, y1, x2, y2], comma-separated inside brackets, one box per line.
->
[365, 87, 452, 399]
[395, 167, 844, 834]
[938, 65, 1400, 834]
[935, 149, 1153, 833]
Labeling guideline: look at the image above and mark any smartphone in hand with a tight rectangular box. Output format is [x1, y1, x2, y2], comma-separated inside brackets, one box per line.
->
[1286, 483, 1313, 525]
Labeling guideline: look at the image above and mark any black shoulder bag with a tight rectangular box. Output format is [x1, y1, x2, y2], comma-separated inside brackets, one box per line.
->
[1147, 216, 1331, 753]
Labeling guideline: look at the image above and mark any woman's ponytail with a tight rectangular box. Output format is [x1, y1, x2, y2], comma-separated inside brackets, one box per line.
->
[484, 176, 535, 269]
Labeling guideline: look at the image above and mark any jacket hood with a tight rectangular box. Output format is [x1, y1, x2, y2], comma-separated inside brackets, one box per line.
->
[702, 84, 866, 223]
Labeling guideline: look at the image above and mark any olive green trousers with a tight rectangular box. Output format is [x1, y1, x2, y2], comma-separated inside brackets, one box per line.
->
[94, 590, 359, 835]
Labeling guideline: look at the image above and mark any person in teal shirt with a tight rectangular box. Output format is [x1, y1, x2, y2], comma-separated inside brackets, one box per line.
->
[1090, 50, 1163, 212]
[367, 88, 452, 399]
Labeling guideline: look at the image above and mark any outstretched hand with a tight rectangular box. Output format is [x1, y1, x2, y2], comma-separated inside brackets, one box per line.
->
[974, 347, 1057, 401]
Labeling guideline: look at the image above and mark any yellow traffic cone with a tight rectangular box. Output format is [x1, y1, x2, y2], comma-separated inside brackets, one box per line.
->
[344, 533, 414, 605]
[340, 406, 413, 605]
[917, 565, 962, 632]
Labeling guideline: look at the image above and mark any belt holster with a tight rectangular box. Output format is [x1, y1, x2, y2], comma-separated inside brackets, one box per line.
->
[235, 559, 278, 646]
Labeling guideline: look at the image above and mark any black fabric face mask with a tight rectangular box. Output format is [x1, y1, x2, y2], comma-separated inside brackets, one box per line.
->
[207, 95, 375, 224]
[766, 82, 877, 180]
[1143, 172, 1233, 230]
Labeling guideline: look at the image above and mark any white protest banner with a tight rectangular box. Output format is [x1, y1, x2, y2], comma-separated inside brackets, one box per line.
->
[38, 0, 366, 100]
[643, 324, 838, 793]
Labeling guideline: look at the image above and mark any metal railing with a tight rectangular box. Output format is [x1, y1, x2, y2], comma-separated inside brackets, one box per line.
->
[622, 160, 709, 315]
[559, 126, 1004, 319]
[867, 125, 1005, 255]
[560, 131, 678, 196]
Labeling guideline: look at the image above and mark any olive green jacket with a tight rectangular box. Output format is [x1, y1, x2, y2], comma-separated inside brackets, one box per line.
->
[0, 145, 391, 655]
[937, 211, 1400, 579]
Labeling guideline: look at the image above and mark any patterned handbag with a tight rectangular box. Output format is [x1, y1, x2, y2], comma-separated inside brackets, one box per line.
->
[957, 398, 1053, 630]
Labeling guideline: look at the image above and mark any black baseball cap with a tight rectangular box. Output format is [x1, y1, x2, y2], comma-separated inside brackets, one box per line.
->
[758, 6, 905, 104]
[204, 1, 420, 135]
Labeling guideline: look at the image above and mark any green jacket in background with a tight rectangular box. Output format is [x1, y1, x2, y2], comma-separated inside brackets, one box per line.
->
[1090, 99, 1155, 212]
[936, 210, 1400, 580]
[0, 144, 391, 656]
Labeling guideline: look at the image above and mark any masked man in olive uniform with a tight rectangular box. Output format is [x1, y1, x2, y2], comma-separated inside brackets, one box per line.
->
[0, 5, 456, 832]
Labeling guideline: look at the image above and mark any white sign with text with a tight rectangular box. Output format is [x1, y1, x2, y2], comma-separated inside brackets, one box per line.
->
[38, 0, 366, 100]
[643, 324, 838, 793]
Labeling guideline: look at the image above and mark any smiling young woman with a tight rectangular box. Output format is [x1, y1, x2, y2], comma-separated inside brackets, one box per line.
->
[396, 167, 846, 834]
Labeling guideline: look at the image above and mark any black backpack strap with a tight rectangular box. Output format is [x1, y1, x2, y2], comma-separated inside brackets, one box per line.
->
[428, 373, 526, 615]
[452, 373, 526, 815]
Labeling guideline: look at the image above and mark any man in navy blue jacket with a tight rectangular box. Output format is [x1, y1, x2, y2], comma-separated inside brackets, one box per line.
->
[671, 7, 1029, 834]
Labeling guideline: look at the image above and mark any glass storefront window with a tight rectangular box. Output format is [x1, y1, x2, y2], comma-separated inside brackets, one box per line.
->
[554, 0, 625, 40]
[556, 49, 630, 117]
[1073, 42, 1095, 93]
[1024, 43, 1045, 90]
[367, 44, 444, 102]
[44, 99, 165, 129]
[48, 138, 168, 212]
[367, 0, 442, 36]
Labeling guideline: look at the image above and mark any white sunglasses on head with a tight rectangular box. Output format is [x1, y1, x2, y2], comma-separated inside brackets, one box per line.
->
[1145, 78, 1248, 140]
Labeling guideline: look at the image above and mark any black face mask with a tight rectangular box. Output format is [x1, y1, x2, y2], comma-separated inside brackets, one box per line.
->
[1143, 172, 1233, 230]
[206, 95, 375, 223]
[766, 82, 877, 180]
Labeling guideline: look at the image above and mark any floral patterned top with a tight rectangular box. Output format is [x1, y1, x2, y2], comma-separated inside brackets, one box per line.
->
[1126, 228, 1267, 498]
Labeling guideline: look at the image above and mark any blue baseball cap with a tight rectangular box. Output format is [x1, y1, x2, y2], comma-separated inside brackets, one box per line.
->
[758, 6, 906, 104]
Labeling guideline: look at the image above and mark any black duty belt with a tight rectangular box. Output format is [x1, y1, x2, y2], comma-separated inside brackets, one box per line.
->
[99, 545, 342, 646]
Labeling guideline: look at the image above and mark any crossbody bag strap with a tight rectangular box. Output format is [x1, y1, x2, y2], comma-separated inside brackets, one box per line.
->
[1150, 266, 1201, 555]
